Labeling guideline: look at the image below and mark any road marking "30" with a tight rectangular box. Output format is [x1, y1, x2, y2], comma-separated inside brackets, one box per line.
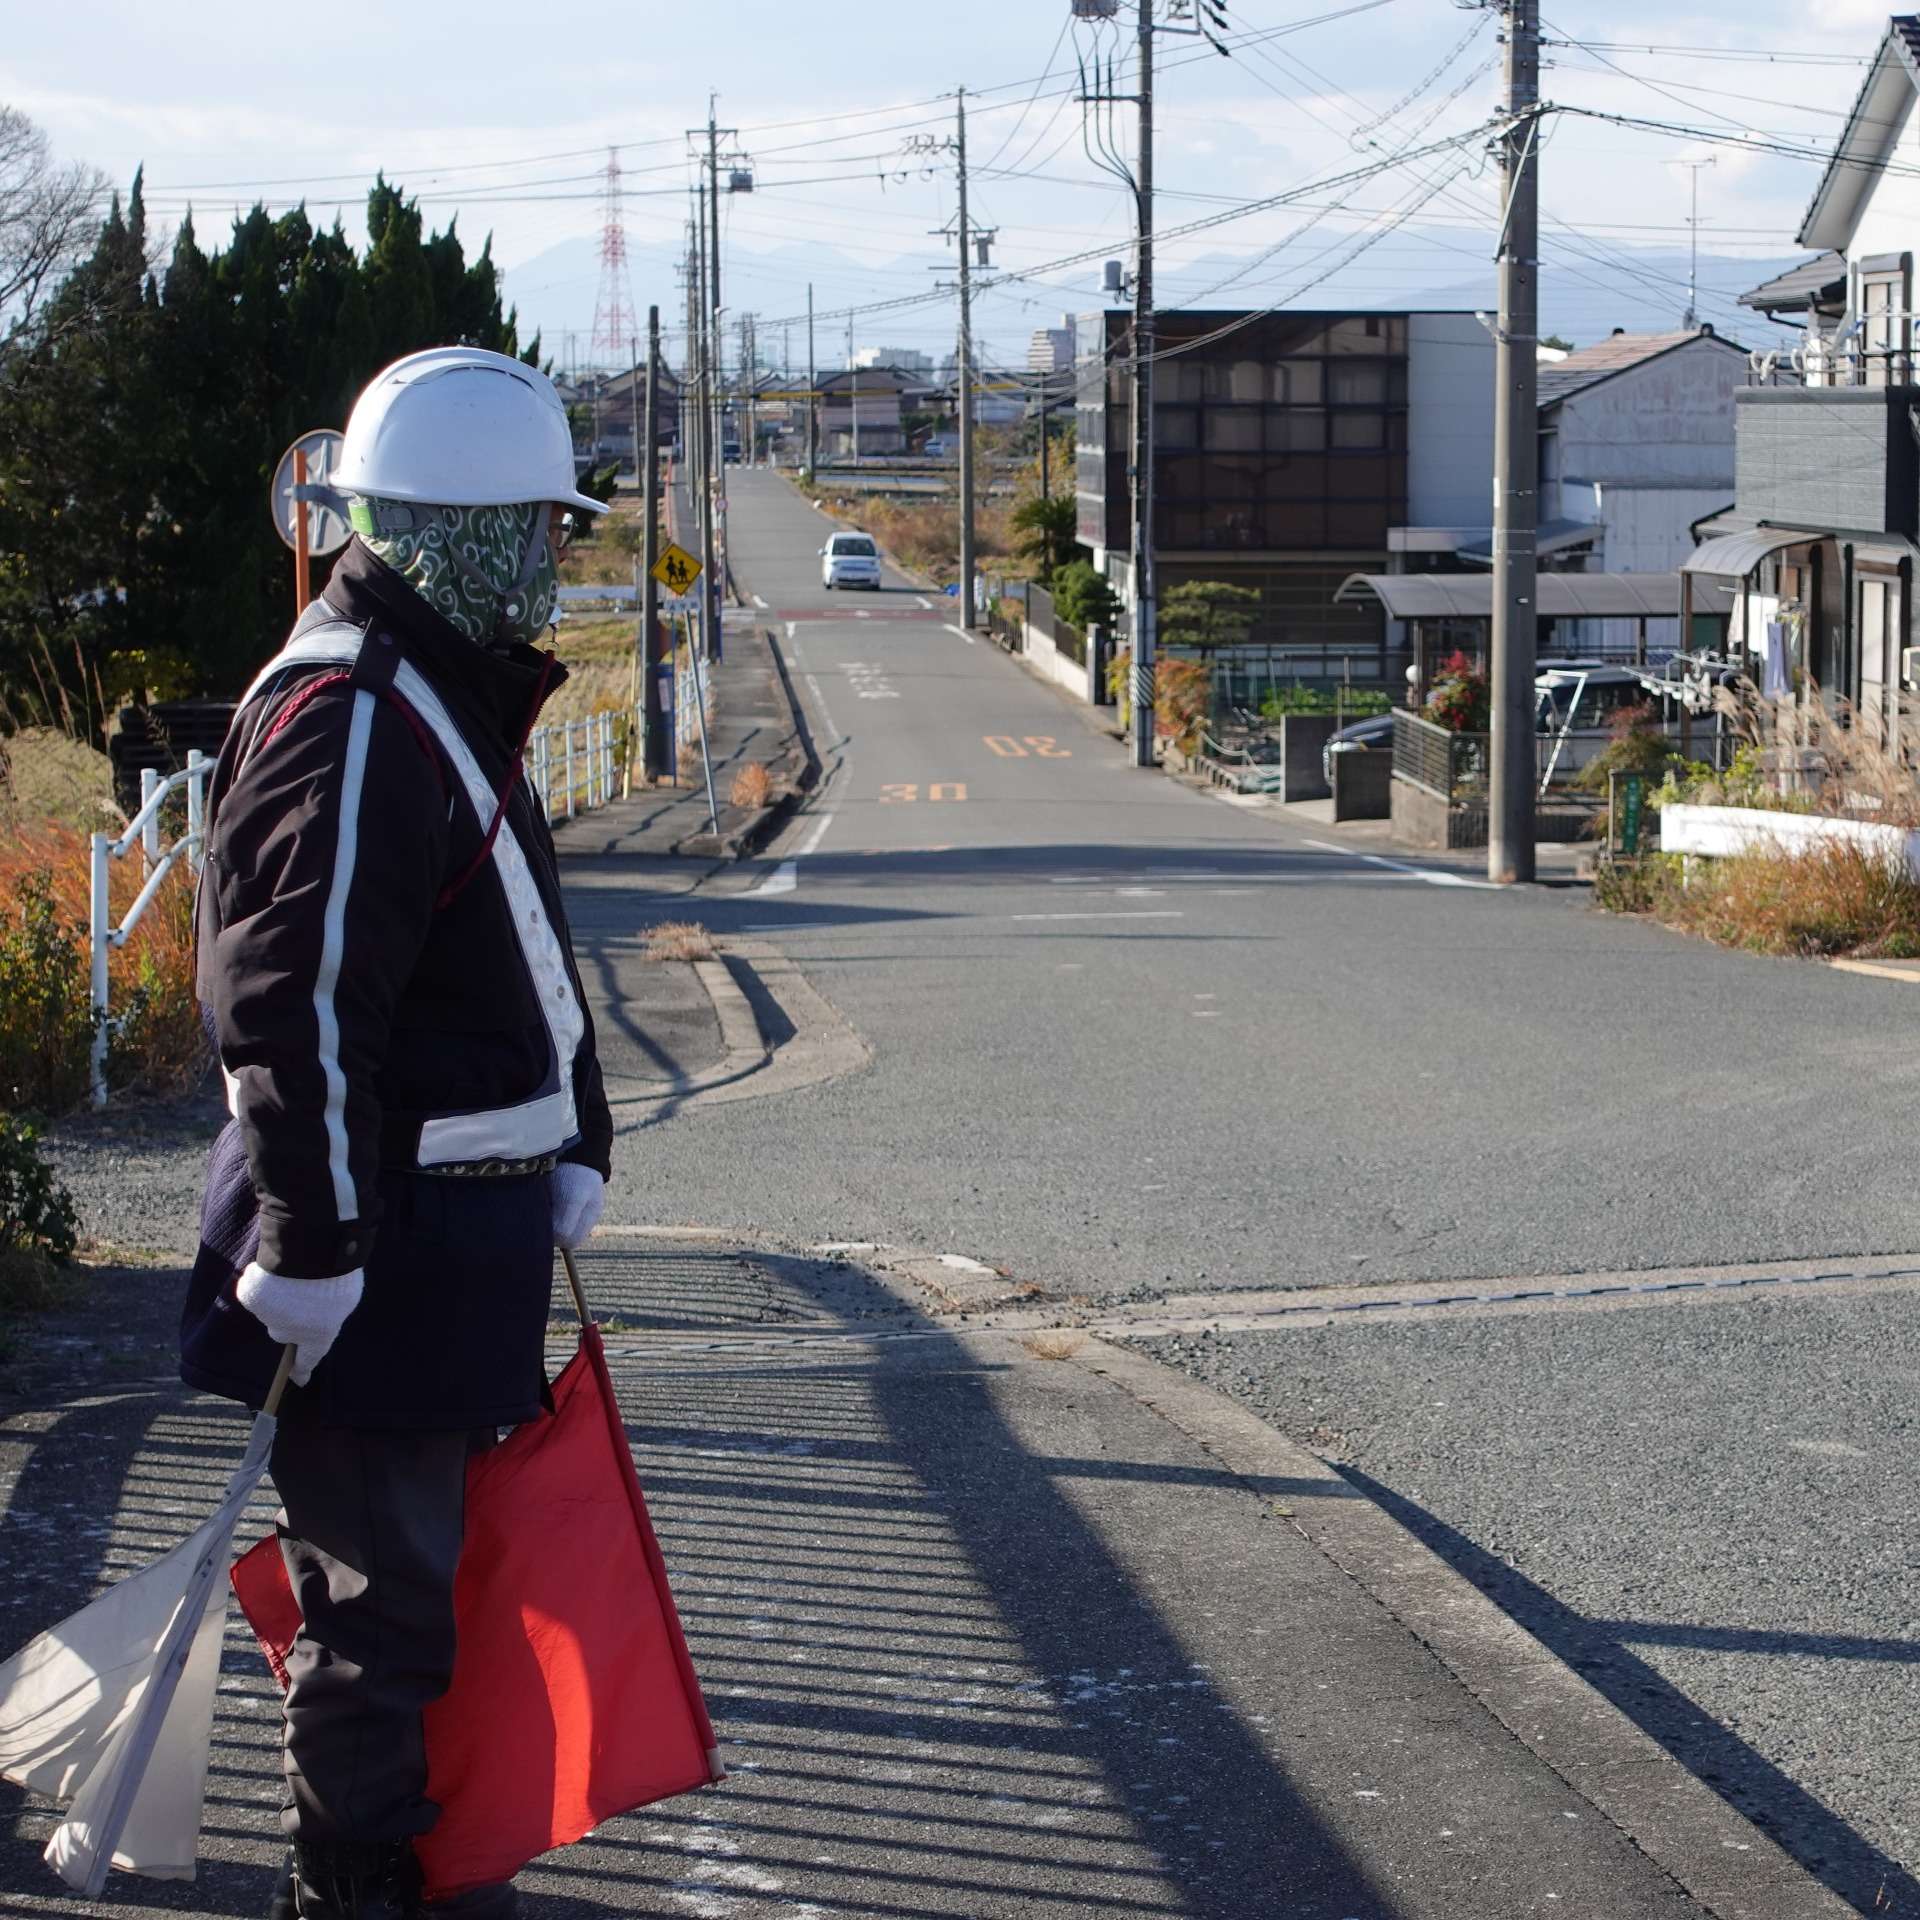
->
[880, 783, 968, 803]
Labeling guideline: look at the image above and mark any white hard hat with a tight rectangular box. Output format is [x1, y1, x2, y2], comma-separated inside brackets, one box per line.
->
[334, 346, 609, 515]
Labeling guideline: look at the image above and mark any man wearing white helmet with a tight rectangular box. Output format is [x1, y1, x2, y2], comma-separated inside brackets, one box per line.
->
[180, 348, 615, 1920]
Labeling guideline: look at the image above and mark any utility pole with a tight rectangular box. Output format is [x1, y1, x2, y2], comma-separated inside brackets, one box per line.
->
[642, 303, 667, 780]
[956, 86, 978, 629]
[703, 103, 731, 662]
[849, 314, 860, 464]
[693, 200, 717, 666]
[806, 283, 818, 475]
[1129, 0, 1157, 768]
[1488, 0, 1540, 883]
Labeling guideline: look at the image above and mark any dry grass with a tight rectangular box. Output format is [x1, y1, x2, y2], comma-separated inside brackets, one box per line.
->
[802, 486, 1016, 589]
[0, 818, 205, 1109]
[1601, 842, 1920, 958]
[1021, 1330, 1085, 1361]
[1701, 683, 1920, 826]
[729, 762, 774, 810]
[643, 920, 718, 964]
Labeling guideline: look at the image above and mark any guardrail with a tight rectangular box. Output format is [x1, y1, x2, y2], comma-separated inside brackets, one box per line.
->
[89, 755, 211, 1108]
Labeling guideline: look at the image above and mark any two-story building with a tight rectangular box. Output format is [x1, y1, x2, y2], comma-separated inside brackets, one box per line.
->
[1076, 307, 1496, 686]
[1688, 14, 1920, 744]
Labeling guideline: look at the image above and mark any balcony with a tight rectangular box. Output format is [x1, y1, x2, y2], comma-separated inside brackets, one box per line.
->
[1733, 385, 1920, 538]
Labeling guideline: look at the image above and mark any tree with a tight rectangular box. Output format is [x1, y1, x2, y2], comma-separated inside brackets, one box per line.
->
[0, 105, 108, 343]
[1051, 559, 1121, 635]
[1157, 578, 1260, 652]
[1009, 493, 1079, 580]
[0, 169, 532, 715]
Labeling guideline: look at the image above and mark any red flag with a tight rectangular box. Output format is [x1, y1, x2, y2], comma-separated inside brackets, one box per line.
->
[233, 1327, 721, 1898]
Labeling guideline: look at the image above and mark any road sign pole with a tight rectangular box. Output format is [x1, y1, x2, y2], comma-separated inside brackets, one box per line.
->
[293, 450, 312, 615]
[683, 610, 720, 834]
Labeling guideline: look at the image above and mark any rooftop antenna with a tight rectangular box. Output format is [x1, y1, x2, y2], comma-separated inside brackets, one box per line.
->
[1678, 155, 1717, 330]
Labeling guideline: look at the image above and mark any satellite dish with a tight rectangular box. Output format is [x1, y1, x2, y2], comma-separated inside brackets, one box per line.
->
[270, 429, 350, 557]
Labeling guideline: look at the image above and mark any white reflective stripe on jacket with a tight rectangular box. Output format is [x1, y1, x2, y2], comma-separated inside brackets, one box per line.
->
[240, 622, 585, 1167]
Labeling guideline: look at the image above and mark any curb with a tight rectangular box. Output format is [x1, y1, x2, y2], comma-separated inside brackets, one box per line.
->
[1072, 1339, 1856, 1920]
[667, 625, 823, 862]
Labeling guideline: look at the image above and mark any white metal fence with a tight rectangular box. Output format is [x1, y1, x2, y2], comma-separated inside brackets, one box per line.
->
[528, 711, 622, 823]
[86, 701, 659, 1107]
[89, 755, 211, 1107]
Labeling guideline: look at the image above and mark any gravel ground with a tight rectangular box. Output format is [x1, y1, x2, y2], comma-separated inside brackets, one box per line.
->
[39, 1090, 223, 1261]
[1135, 1286, 1920, 1917]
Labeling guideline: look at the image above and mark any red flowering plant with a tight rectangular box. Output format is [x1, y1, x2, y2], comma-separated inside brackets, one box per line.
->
[1423, 651, 1490, 733]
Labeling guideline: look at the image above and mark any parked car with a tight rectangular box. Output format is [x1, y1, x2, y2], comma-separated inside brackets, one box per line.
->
[1322, 712, 1396, 787]
[922, 436, 955, 460]
[821, 530, 883, 590]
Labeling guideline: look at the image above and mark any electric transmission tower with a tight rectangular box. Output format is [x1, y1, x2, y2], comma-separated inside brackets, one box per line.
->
[590, 148, 640, 372]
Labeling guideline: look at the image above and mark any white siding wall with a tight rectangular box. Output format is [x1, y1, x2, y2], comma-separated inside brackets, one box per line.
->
[1407, 315, 1495, 526]
[1846, 89, 1920, 264]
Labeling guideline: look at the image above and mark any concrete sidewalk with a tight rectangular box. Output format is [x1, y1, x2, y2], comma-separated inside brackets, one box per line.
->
[560, 616, 816, 862]
[0, 1231, 1850, 1918]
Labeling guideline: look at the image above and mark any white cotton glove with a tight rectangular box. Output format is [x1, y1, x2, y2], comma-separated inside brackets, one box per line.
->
[236, 1263, 365, 1388]
[551, 1163, 606, 1250]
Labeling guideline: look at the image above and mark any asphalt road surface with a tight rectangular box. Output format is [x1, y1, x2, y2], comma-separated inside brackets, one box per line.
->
[590, 470, 1920, 1914]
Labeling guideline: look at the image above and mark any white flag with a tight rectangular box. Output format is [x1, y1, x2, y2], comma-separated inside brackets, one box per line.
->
[0, 1410, 276, 1898]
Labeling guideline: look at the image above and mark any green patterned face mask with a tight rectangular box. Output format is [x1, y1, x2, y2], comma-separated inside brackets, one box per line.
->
[349, 497, 559, 648]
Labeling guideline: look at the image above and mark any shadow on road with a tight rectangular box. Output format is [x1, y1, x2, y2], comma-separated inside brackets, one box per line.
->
[1341, 1465, 1917, 1917]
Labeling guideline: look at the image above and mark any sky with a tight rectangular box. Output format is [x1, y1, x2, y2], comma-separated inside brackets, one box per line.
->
[1, 0, 1901, 369]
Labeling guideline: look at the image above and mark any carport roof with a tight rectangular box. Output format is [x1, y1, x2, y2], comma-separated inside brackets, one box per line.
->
[1334, 572, 1699, 619]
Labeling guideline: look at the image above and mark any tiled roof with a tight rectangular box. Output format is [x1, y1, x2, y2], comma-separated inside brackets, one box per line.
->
[1738, 252, 1847, 313]
[1536, 328, 1741, 406]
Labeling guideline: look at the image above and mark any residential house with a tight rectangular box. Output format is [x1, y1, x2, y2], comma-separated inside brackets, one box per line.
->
[1075, 307, 1496, 684]
[816, 367, 910, 456]
[1521, 327, 1747, 654]
[1685, 14, 1920, 743]
[574, 359, 681, 467]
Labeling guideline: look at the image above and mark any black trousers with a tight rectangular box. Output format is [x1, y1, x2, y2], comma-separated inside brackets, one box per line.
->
[271, 1417, 484, 1844]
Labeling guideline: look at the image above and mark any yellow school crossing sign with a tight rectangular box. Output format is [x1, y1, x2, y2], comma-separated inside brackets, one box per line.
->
[650, 542, 703, 595]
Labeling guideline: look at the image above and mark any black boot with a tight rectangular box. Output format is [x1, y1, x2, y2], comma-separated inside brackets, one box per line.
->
[289, 1839, 422, 1920]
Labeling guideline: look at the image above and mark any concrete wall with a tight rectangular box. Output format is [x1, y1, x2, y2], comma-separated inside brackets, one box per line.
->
[1408, 315, 1496, 527]
[1022, 621, 1092, 700]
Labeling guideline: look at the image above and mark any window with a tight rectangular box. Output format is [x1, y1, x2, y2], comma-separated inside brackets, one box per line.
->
[1204, 407, 1261, 451]
[1155, 406, 1199, 449]
[1272, 361, 1324, 404]
[1267, 410, 1325, 451]
[830, 535, 877, 556]
[1330, 412, 1385, 450]
[1329, 364, 1388, 405]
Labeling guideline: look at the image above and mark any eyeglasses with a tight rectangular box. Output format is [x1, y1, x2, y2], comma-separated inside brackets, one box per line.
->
[550, 511, 576, 557]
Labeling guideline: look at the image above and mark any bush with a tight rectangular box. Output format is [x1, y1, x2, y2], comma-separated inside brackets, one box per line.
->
[1576, 701, 1679, 793]
[1154, 659, 1212, 753]
[0, 1116, 78, 1265]
[1052, 559, 1122, 635]
[0, 1115, 80, 1332]
[1259, 686, 1391, 720]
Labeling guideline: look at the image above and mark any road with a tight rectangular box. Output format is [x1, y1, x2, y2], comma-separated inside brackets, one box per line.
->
[589, 469, 1920, 1914]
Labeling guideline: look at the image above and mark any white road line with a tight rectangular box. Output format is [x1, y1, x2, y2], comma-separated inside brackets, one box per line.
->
[1301, 838, 1503, 891]
[797, 811, 835, 858]
[1011, 910, 1185, 922]
[754, 862, 797, 896]
[752, 593, 768, 609]
[915, 595, 932, 610]
[943, 623, 976, 646]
